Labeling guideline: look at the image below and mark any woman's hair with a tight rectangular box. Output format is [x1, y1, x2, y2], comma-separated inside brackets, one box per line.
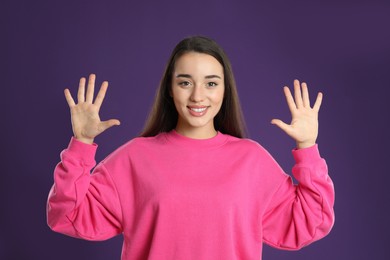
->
[140, 35, 247, 138]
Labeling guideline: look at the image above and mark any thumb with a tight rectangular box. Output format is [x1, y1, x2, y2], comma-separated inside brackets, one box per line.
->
[99, 119, 121, 132]
[271, 119, 291, 134]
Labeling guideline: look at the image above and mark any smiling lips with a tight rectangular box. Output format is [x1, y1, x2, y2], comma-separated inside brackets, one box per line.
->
[187, 106, 209, 116]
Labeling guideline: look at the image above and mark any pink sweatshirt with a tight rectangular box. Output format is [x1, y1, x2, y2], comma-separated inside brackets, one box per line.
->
[47, 130, 334, 259]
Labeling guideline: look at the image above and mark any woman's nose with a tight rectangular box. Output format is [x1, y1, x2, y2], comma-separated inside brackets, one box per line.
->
[190, 85, 205, 102]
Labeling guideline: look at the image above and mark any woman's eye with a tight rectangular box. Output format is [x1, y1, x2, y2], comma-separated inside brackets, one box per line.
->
[179, 81, 191, 87]
[207, 82, 217, 87]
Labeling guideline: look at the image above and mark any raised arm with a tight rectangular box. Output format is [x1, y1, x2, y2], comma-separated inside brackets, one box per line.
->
[262, 80, 334, 249]
[47, 74, 123, 240]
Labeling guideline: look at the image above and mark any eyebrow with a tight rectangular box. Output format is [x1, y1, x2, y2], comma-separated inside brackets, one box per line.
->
[175, 74, 222, 79]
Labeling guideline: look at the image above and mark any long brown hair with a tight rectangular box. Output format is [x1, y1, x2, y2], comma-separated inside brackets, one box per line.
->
[141, 36, 247, 138]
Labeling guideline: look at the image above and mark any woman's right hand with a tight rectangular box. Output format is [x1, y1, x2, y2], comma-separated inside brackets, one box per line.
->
[64, 74, 120, 144]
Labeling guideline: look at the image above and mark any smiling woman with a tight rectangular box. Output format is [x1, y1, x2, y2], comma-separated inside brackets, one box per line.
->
[141, 36, 246, 139]
[47, 36, 335, 260]
[171, 52, 225, 139]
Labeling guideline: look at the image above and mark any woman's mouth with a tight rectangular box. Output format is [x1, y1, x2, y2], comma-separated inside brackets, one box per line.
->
[188, 106, 209, 116]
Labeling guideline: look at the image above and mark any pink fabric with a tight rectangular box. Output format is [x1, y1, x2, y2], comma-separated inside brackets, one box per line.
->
[47, 130, 334, 259]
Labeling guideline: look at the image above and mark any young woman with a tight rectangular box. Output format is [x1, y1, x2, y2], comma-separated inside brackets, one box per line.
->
[47, 36, 334, 259]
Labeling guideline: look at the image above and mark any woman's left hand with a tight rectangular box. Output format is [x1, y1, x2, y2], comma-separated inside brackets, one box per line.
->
[271, 79, 323, 149]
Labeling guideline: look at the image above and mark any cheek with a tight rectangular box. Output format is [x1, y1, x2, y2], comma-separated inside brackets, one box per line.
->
[213, 88, 225, 105]
[171, 91, 186, 111]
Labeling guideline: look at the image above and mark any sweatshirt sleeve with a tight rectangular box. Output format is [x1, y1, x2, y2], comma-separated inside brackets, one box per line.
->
[46, 137, 123, 241]
[262, 144, 335, 250]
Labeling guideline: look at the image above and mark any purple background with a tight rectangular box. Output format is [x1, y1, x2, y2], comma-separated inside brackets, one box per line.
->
[2, 0, 390, 259]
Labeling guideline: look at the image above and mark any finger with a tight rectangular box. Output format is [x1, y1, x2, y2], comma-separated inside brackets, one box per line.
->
[301, 82, 310, 107]
[77, 77, 86, 103]
[64, 89, 76, 107]
[283, 86, 297, 112]
[99, 119, 121, 133]
[86, 74, 96, 103]
[271, 119, 292, 135]
[313, 92, 323, 112]
[94, 81, 108, 108]
[294, 79, 303, 108]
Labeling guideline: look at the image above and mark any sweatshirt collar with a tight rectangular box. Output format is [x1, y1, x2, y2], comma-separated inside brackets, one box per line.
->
[164, 130, 228, 149]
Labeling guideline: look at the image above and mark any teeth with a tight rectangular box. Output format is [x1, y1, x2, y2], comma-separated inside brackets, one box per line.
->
[190, 107, 207, 113]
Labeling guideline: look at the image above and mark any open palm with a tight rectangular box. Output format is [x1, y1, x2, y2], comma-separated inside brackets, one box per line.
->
[64, 74, 120, 144]
[271, 80, 323, 149]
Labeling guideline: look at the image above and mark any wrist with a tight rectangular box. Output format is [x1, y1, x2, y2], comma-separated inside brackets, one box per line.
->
[74, 136, 94, 145]
[296, 141, 316, 149]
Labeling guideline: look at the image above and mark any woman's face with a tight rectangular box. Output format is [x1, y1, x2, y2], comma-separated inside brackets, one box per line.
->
[171, 52, 225, 139]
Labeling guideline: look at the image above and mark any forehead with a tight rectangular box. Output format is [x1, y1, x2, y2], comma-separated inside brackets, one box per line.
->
[174, 52, 223, 76]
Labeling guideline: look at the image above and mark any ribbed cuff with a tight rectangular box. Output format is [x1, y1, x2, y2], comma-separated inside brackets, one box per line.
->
[63, 137, 98, 165]
[292, 144, 321, 164]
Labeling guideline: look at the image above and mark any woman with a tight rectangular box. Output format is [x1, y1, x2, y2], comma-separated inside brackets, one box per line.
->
[47, 36, 334, 259]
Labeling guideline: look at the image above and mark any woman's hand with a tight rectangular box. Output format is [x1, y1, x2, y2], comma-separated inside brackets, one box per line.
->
[64, 74, 120, 144]
[271, 79, 323, 149]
